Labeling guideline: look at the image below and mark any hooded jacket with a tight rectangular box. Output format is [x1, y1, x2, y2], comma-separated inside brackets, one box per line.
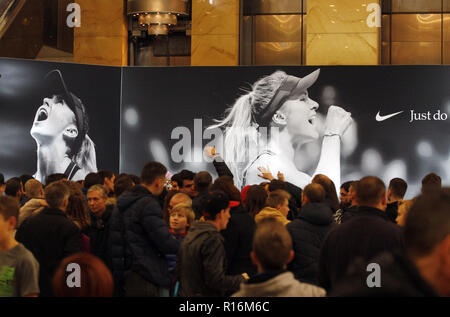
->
[286, 202, 335, 285]
[176, 221, 244, 297]
[109, 185, 180, 293]
[232, 271, 326, 297]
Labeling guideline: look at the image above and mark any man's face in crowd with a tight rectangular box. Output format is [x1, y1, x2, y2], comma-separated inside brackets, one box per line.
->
[104, 175, 116, 194]
[0, 214, 15, 245]
[218, 207, 231, 230]
[87, 190, 107, 216]
[180, 179, 195, 197]
[340, 187, 351, 205]
[279, 199, 290, 217]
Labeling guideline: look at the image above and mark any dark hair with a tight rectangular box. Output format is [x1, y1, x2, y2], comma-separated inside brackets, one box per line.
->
[303, 183, 326, 204]
[210, 176, 241, 202]
[53, 253, 113, 297]
[253, 218, 293, 271]
[5, 177, 22, 197]
[45, 182, 70, 209]
[171, 173, 183, 187]
[311, 174, 339, 211]
[0, 172, 4, 185]
[19, 174, 34, 187]
[114, 174, 134, 198]
[389, 177, 408, 199]
[194, 171, 212, 193]
[266, 189, 290, 209]
[0, 195, 19, 221]
[179, 169, 195, 182]
[141, 162, 167, 185]
[340, 181, 353, 192]
[203, 190, 230, 220]
[356, 176, 386, 206]
[84, 172, 102, 189]
[244, 185, 268, 217]
[129, 174, 141, 185]
[421, 173, 442, 194]
[405, 188, 450, 257]
[61, 181, 90, 229]
[45, 173, 66, 187]
[97, 170, 114, 184]
[268, 179, 288, 192]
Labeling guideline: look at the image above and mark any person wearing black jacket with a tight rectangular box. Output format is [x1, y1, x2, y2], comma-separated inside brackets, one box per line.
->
[287, 183, 335, 286]
[109, 162, 180, 297]
[176, 191, 246, 297]
[318, 176, 404, 292]
[191, 171, 213, 219]
[332, 188, 450, 297]
[16, 182, 81, 297]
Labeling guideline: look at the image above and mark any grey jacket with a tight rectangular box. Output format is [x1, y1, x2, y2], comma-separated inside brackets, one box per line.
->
[232, 271, 326, 297]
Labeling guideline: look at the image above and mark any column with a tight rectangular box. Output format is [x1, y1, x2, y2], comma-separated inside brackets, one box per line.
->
[191, 0, 239, 66]
[73, 0, 128, 66]
[306, 0, 380, 65]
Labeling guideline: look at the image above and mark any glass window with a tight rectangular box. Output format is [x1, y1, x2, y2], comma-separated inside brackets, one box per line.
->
[392, 0, 442, 13]
[392, 42, 441, 64]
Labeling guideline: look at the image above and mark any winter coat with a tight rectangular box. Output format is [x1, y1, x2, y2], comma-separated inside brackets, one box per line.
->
[286, 202, 335, 285]
[331, 251, 438, 297]
[18, 198, 47, 226]
[232, 271, 326, 297]
[176, 221, 244, 297]
[15, 207, 81, 297]
[221, 203, 257, 275]
[84, 204, 114, 268]
[255, 207, 290, 226]
[319, 206, 404, 292]
[109, 185, 180, 294]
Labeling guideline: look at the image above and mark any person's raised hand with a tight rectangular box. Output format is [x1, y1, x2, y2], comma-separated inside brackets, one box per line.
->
[324, 105, 353, 137]
[204, 146, 217, 158]
[277, 171, 285, 182]
[258, 166, 274, 181]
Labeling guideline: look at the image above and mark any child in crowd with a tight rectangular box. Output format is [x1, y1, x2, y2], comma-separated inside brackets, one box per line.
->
[166, 203, 195, 295]
[232, 218, 326, 297]
[0, 196, 40, 297]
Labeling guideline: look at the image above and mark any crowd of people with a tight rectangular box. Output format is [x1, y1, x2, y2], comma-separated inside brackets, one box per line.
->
[0, 160, 449, 298]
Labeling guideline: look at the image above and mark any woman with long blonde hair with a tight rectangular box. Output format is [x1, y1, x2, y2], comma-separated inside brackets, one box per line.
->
[210, 69, 352, 189]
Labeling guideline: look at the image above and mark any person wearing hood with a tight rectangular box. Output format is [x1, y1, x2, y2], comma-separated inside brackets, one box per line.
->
[109, 162, 180, 297]
[286, 183, 335, 286]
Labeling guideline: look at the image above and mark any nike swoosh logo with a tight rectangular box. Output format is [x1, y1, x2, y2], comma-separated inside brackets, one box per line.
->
[376, 110, 404, 122]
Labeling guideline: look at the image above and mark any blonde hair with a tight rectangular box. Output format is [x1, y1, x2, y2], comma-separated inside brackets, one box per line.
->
[170, 202, 195, 227]
[209, 71, 288, 188]
[74, 135, 98, 173]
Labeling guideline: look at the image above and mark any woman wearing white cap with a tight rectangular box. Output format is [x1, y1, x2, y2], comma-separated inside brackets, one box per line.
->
[210, 69, 353, 189]
[30, 70, 97, 183]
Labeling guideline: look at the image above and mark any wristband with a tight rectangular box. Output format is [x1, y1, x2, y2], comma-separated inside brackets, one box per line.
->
[324, 132, 341, 141]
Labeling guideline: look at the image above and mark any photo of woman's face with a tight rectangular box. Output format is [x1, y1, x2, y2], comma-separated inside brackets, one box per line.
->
[281, 91, 320, 142]
[30, 95, 76, 141]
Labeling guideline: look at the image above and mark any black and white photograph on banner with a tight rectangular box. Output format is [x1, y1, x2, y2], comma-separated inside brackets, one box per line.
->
[121, 66, 450, 198]
[0, 58, 121, 182]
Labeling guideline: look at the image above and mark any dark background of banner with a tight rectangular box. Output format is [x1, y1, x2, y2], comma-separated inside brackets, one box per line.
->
[1, 58, 449, 198]
[121, 66, 450, 198]
[0, 58, 121, 179]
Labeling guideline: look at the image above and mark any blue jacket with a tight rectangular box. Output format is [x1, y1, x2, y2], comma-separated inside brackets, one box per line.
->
[109, 185, 180, 294]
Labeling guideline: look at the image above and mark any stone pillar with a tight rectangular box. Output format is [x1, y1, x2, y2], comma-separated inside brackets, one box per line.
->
[306, 0, 380, 65]
[74, 0, 128, 66]
[191, 0, 239, 66]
